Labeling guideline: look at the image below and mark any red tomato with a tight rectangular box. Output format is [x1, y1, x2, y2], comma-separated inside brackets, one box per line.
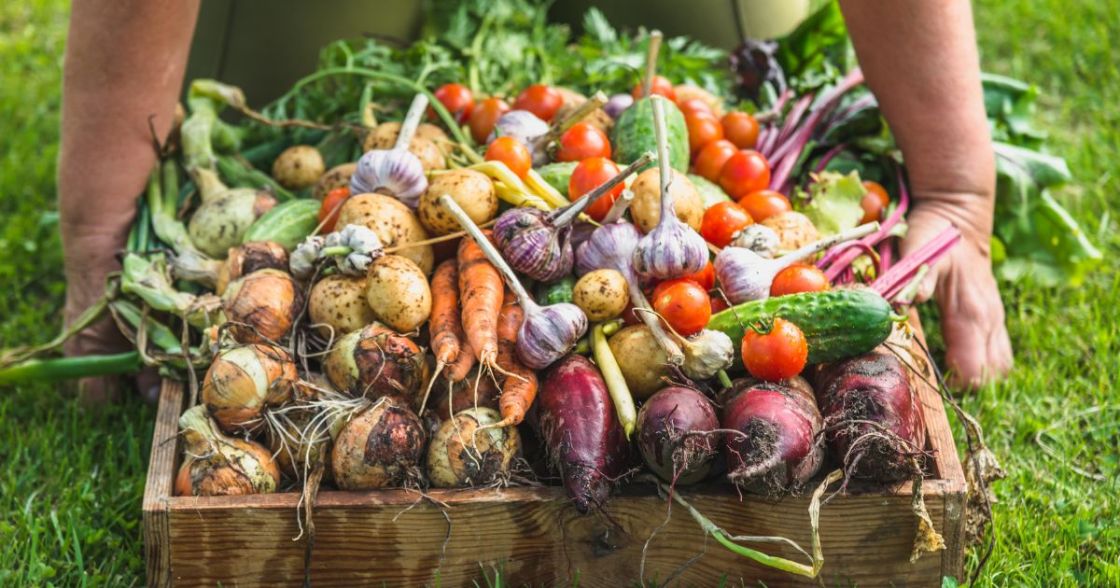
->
[485, 136, 532, 178]
[685, 112, 724, 153]
[555, 122, 612, 162]
[513, 84, 563, 122]
[621, 301, 642, 326]
[318, 187, 350, 233]
[738, 189, 791, 222]
[651, 279, 711, 337]
[709, 296, 730, 315]
[631, 75, 677, 101]
[700, 201, 754, 248]
[683, 261, 716, 291]
[432, 83, 474, 123]
[569, 157, 624, 221]
[720, 112, 760, 149]
[860, 180, 891, 224]
[719, 150, 771, 199]
[693, 139, 738, 182]
[770, 264, 830, 297]
[741, 318, 808, 381]
[677, 98, 713, 118]
[468, 97, 510, 144]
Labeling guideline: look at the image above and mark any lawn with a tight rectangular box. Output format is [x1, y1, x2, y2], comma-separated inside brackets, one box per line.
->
[1, 0, 1117, 585]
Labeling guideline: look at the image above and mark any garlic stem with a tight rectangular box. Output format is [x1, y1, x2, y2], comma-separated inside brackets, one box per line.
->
[550, 152, 653, 228]
[531, 91, 608, 151]
[601, 189, 635, 224]
[193, 168, 228, 204]
[651, 97, 677, 224]
[782, 221, 880, 268]
[440, 195, 538, 311]
[394, 94, 430, 151]
[629, 281, 685, 365]
[642, 31, 663, 98]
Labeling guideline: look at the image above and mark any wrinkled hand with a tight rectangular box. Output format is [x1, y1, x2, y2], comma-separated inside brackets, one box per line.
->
[900, 193, 1013, 389]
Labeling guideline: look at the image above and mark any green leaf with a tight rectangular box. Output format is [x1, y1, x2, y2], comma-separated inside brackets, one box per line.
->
[799, 171, 866, 236]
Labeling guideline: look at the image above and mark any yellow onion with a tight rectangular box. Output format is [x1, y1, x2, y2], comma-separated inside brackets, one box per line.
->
[201, 343, 298, 433]
[331, 397, 426, 490]
[266, 377, 338, 480]
[172, 241, 288, 295]
[174, 406, 280, 496]
[222, 268, 303, 344]
[322, 323, 428, 406]
[426, 407, 521, 488]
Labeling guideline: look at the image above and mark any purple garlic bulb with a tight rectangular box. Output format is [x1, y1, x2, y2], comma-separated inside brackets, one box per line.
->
[492, 207, 574, 282]
[631, 214, 709, 280]
[350, 149, 427, 208]
[516, 302, 589, 370]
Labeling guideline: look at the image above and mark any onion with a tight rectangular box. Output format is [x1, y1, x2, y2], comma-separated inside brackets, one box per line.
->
[322, 323, 428, 407]
[426, 407, 522, 488]
[188, 168, 276, 258]
[200, 343, 298, 434]
[172, 241, 289, 295]
[174, 406, 280, 496]
[222, 268, 303, 344]
[331, 397, 426, 490]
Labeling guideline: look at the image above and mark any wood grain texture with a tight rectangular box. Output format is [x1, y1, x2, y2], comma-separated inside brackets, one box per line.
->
[144, 315, 966, 587]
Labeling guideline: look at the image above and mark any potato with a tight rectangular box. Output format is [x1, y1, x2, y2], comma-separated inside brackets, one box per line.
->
[673, 84, 725, 117]
[337, 193, 434, 274]
[761, 211, 820, 251]
[553, 88, 613, 134]
[418, 169, 498, 236]
[312, 163, 357, 200]
[363, 122, 448, 171]
[272, 145, 325, 190]
[629, 168, 704, 233]
[573, 269, 629, 322]
[308, 274, 375, 338]
[364, 255, 432, 333]
[608, 324, 671, 400]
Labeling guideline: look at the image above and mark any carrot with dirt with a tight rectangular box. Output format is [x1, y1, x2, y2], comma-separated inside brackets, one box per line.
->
[420, 259, 475, 414]
[457, 231, 503, 371]
[494, 291, 538, 428]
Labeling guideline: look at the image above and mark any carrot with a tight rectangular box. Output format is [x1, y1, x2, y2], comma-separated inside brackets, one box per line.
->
[457, 231, 503, 369]
[494, 291, 538, 427]
[429, 259, 463, 366]
[445, 340, 475, 382]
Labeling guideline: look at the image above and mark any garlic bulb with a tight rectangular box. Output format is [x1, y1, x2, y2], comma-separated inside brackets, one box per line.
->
[349, 95, 430, 207]
[289, 224, 383, 279]
[680, 329, 735, 380]
[631, 98, 708, 280]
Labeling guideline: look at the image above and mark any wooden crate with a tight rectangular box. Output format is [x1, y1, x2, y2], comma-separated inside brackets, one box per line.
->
[143, 320, 966, 587]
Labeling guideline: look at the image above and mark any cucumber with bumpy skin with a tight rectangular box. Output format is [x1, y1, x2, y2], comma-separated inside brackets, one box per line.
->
[707, 288, 894, 364]
[536, 275, 576, 305]
[536, 162, 578, 198]
[612, 96, 688, 173]
[243, 199, 320, 251]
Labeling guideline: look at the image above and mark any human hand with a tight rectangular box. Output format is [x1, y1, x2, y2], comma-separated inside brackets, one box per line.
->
[900, 193, 1013, 389]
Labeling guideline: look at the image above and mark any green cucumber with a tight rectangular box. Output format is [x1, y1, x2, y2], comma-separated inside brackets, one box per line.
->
[707, 289, 894, 364]
[689, 173, 732, 209]
[536, 275, 576, 305]
[243, 199, 320, 250]
[536, 161, 578, 197]
[612, 95, 689, 173]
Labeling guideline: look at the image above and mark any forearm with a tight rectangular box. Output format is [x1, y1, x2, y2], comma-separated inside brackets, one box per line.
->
[838, 1, 994, 240]
[59, 0, 199, 249]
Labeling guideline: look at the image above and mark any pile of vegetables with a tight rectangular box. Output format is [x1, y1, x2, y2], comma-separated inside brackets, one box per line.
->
[3, 0, 1065, 579]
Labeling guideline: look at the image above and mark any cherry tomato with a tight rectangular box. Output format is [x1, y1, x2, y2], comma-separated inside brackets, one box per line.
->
[741, 318, 808, 381]
[860, 180, 891, 224]
[709, 296, 730, 315]
[685, 111, 724, 153]
[683, 260, 716, 291]
[468, 97, 510, 144]
[651, 279, 711, 337]
[770, 264, 830, 297]
[555, 122, 612, 162]
[318, 187, 350, 233]
[720, 112, 760, 149]
[677, 98, 713, 118]
[631, 75, 677, 101]
[738, 189, 791, 222]
[719, 150, 771, 199]
[621, 301, 643, 326]
[432, 83, 474, 123]
[513, 84, 563, 122]
[569, 157, 624, 221]
[693, 139, 738, 183]
[485, 136, 532, 179]
[700, 201, 753, 248]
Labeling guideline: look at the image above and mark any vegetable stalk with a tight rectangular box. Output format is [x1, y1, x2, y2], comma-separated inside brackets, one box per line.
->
[592, 321, 637, 439]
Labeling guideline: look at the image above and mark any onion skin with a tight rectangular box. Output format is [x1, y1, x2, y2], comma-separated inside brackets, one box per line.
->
[218, 241, 289, 295]
[426, 407, 521, 488]
[201, 343, 298, 434]
[331, 398, 426, 490]
[175, 406, 280, 496]
[636, 386, 720, 485]
[535, 355, 630, 513]
[323, 324, 429, 407]
[222, 268, 303, 344]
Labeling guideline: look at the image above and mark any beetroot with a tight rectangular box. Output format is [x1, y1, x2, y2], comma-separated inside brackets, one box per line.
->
[636, 386, 720, 485]
[721, 376, 824, 494]
[536, 354, 630, 513]
[815, 349, 926, 482]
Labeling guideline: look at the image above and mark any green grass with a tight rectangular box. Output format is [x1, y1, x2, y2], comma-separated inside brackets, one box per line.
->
[1, 0, 1117, 585]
